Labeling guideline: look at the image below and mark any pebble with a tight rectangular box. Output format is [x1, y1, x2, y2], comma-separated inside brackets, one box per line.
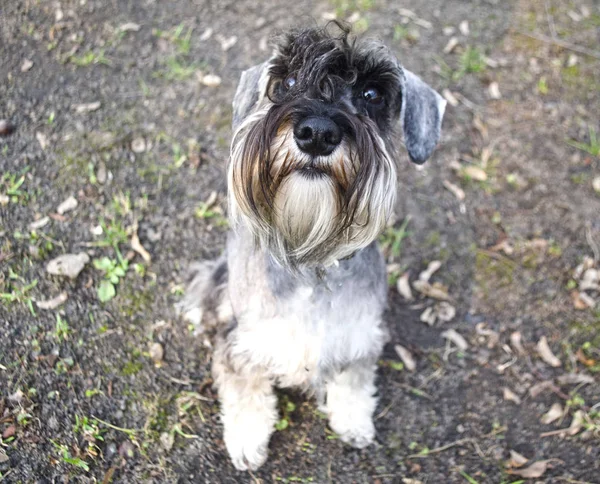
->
[131, 137, 146, 153]
[0, 119, 16, 136]
[149, 342, 164, 363]
[21, 59, 34, 72]
[46, 253, 90, 279]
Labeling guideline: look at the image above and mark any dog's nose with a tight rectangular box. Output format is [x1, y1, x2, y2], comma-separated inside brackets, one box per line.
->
[293, 116, 342, 157]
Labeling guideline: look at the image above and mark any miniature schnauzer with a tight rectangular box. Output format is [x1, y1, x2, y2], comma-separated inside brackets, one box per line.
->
[181, 24, 445, 471]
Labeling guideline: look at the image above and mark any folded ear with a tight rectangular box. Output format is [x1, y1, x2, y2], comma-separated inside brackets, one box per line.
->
[232, 61, 271, 130]
[399, 68, 446, 164]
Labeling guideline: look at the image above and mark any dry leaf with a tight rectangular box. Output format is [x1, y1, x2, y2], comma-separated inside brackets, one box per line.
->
[567, 410, 585, 436]
[412, 280, 452, 301]
[459, 20, 470, 35]
[507, 460, 552, 478]
[21, 59, 34, 72]
[36, 131, 48, 150]
[74, 101, 101, 113]
[441, 329, 468, 351]
[593, 176, 600, 194]
[507, 449, 529, 468]
[395, 344, 416, 372]
[462, 165, 488, 181]
[537, 336, 561, 367]
[541, 402, 563, 424]
[488, 82, 501, 99]
[443, 37, 459, 54]
[397, 273, 413, 300]
[419, 260, 442, 282]
[503, 387, 521, 404]
[35, 292, 68, 310]
[442, 89, 459, 107]
[556, 373, 594, 386]
[131, 230, 151, 263]
[443, 179, 465, 200]
[510, 331, 526, 355]
[529, 380, 553, 398]
[57, 195, 78, 215]
[119, 22, 141, 32]
[201, 74, 222, 87]
[420, 306, 436, 326]
[436, 301, 456, 322]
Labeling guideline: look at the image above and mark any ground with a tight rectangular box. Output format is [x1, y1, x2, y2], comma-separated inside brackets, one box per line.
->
[1, 0, 599, 483]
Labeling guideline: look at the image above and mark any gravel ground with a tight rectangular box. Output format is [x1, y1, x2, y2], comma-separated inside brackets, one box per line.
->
[1, 0, 599, 483]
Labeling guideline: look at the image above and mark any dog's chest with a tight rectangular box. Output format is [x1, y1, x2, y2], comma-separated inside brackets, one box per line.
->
[231, 269, 387, 388]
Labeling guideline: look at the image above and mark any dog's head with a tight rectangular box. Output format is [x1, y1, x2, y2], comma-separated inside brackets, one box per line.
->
[229, 23, 446, 267]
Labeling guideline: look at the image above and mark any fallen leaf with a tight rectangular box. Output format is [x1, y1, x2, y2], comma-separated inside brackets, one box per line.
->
[412, 280, 452, 301]
[131, 230, 151, 263]
[73, 101, 101, 113]
[420, 306, 436, 326]
[56, 195, 78, 215]
[540, 402, 563, 424]
[397, 272, 413, 300]
[36, 292, 68, 310]
[149, 342, 164, 364]
[510, 331, 526, 355]
[21, 59, 34, 72]
[436, 301, 456, 322]
[556, 373, 594, 386]
[36, 131, 48, 150]
[119, 22, 141, 32]
[507, 449, 529, 468]
[199, 28, 213, 41]
[441, 89, 459, 107]
[503, 387, 521, 404]
[418, 260, 442, 283]
[488, 81, 501, 99]
[394, 344, 416, 372]
[529, 380, 553, 398]
[567, 410, 584, 436]
[441, 329, 468, 351]
[536, 336, 561, 367]
[462, 165, 488, 182]
[507, 460, 552, 478]
[201, 74, 222, 87]
[443, 37, 459, 54]
[443, 179, 465, 200]
[29, 216, 50, 230]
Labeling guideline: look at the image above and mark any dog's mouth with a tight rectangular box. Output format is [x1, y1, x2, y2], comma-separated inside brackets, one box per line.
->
[298, 164, 327, 178]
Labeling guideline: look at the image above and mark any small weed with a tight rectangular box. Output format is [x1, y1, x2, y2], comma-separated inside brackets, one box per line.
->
[73, 416, 104, 457]
[331, 0, 374, 18]
[276, 398, 297, 431]
[379, 217, 411, 261]
[51, 440, 90, 471]
[459, 46, 486, 74]
[537, 76, 549, 95]
[1, 172, 27, 204]
[567, 126, 600, 157]
[93, 254, 128, 302]
[0, 277, 37, 316]
[54, 314, 71, 342]
[69, 50, 110, 67]
[460, 471, 479, 484]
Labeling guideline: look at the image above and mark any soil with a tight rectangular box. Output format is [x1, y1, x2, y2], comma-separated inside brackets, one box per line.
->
[1, 0, 599, 483]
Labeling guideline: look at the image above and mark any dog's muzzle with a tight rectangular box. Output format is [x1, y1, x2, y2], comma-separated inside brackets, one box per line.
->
[293, 116, 342, 157]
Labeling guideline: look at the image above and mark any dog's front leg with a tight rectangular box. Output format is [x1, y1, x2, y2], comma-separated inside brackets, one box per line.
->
[212, 344, 277, 471]
[325, 361, 377, 448]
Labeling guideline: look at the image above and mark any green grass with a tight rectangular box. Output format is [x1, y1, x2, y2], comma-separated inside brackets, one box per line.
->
[568, 126, 600, 157]
[69, 50, 110, 67]
[0, 276, 37, 316]
[379, 217, 411, 261]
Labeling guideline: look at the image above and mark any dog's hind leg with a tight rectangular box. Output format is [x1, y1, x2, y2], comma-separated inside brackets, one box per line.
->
[325, 361, 378, 449]
[212, 339, 278, 471]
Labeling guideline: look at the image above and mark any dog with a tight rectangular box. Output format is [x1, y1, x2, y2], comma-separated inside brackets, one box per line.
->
[180, 23, 445, 471]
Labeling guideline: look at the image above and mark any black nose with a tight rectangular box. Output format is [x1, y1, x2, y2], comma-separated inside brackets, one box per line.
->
[293, 116, 342, 157]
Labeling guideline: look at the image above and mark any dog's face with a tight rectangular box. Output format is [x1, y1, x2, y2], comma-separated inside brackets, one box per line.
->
[229, 25, 445, 267]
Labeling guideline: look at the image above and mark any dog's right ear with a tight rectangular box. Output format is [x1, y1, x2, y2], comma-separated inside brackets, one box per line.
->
[232, 61, 271, 130]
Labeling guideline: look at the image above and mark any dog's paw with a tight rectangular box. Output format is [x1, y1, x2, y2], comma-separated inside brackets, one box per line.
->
[328, 409, 375, 449]
[223, 409, 274, 471]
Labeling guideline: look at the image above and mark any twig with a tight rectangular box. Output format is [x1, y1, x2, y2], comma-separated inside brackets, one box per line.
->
[92, 415, 139, 436]
[585, 221, 599, 262]
[544, 1, 558, 39]
[407, 437, 475, 459]
[515, 31, 600, 60]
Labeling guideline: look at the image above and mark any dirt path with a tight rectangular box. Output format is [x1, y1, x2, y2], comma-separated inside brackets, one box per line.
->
[1, 0, 599, 482]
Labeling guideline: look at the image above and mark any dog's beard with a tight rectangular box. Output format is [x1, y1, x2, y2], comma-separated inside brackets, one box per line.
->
[228, 105, 397, 267]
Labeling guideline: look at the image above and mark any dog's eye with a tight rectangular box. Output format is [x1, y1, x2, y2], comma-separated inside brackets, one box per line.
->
[284, 75, 296, 90]
[363, 87, 383, 105]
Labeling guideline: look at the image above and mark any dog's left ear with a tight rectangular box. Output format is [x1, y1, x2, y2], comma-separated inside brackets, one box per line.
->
[232, 61, 271, 131]
[398, 67, 447, 164]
